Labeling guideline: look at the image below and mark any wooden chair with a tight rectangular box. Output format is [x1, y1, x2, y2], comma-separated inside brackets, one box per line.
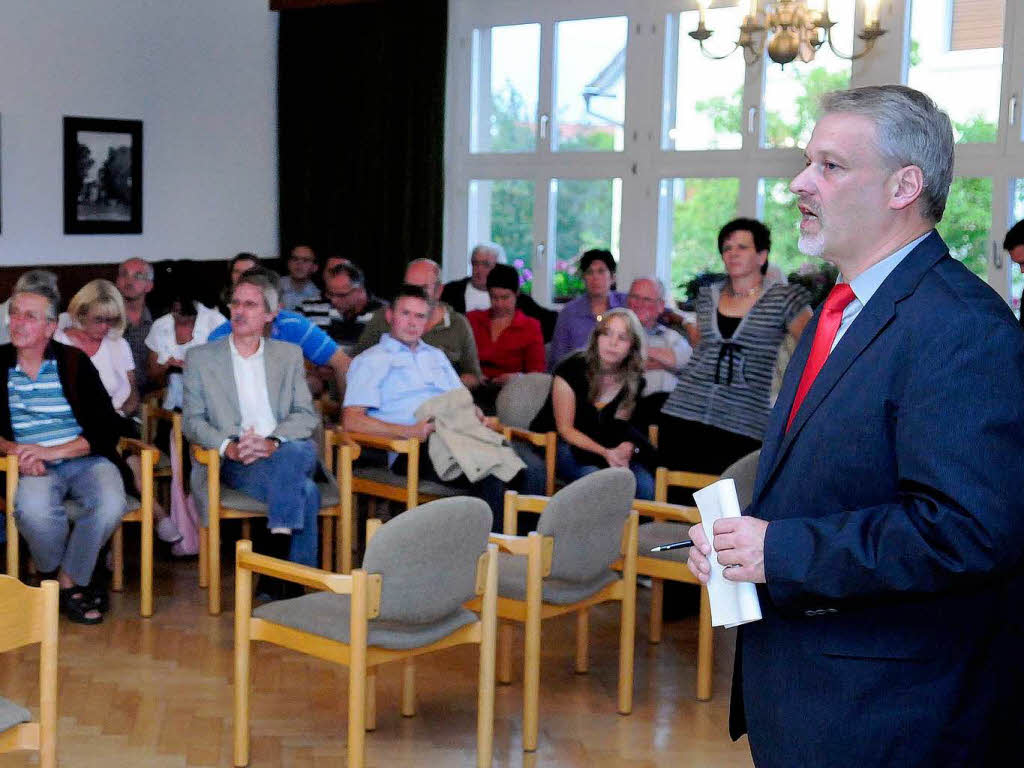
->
[192, 444, 346, 615]
[494, 373, 556, 495]
[233, 497, 499, 768]
[0, 576, 58, 768]
[5, 440, 160, 618]
[469, 468, 639, 752]
[140, 393, 182, 513]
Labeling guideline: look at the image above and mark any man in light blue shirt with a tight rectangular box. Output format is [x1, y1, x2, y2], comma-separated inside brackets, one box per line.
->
[343, 284, 536, 526]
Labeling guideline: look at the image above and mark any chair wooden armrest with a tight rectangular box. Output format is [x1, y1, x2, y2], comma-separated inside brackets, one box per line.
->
[4, 455, 18, 578]
[191, 445, 220, 469]
[501, 425, 552, 447]
[332, 428, 419, 454]
[488, 532, 553, 575]
[117, 437, 160, 460]
[632, 499, 701, 526]
[236, 544, 363, 595]
[322, 428, 362, 471]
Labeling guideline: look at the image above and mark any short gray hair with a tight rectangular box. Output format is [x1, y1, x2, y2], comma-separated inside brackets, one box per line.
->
[470, 242, 506, 264]
[629, 275, 667, 302]
[13, 270, 60, 321]
[234, 267, 280, 314]
[819, 85, 954, 222]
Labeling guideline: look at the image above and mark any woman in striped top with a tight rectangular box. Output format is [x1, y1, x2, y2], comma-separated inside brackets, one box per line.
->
[659, 218, 812, 474]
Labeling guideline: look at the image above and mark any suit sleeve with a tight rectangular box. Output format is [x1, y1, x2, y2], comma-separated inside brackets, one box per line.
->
[271, 346, 318, 441]
[763, 317, 1024, 606]
[182, 347, 235, 449]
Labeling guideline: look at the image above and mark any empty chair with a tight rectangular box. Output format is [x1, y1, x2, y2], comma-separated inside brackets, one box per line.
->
[495, 372, 556, 495]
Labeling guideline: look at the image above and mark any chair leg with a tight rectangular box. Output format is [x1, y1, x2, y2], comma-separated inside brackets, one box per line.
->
[111, 525, 124, 592]
[141, 509, 154, 619]
[348, 574, 368, 768]
[240, 520, 251, 541]
[523, 549, 543, 751]
[649, 578, 664, 644]
[575, 608, 589, 674]
[321, 518, 334, 571]
[696, 586, 713, 701]
[401, 659, 416, 717]
[233, 552, 253, 767]
[199, 527, 209, 588]
[617, 586, 637, 716]
[497, 623, 513, 684]
[365, 670, 377, 731]
[209, 519, 221, 615]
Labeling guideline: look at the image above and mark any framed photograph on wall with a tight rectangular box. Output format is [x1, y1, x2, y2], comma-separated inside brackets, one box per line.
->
[63, 116, 142, 234]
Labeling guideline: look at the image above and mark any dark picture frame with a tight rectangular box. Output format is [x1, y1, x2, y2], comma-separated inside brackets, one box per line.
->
[63, 116, 142, 234]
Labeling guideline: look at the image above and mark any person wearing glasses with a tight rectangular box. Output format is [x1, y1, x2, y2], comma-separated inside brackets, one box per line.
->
[278, 244, 321, 311]
[307, 261, 385, 347]
[626, 276, 692, 428]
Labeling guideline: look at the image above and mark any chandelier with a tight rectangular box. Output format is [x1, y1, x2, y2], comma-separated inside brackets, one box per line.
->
[690, 1, 887, 67]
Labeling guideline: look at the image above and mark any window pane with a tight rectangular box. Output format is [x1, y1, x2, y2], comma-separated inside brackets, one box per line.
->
[667, 7, 746, 150]
[1010, 179, 1024, 318]
[907, 0, 1003, 144]
[471, 24, 540, 153]
[761, 0, 853, 149]
[663, 178, 739, 302]
[758, 177, 809, 279]
[554, 17, 627, 152]
[468, 180, 536, 293]
[937, 177, 991, 279]
[554, 178, 621, 300]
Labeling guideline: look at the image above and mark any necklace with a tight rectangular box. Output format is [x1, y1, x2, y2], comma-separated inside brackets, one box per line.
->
[724, 281, 761, 298]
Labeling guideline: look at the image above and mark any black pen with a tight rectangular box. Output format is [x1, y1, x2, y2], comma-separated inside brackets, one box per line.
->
[650, 539, 693, 553]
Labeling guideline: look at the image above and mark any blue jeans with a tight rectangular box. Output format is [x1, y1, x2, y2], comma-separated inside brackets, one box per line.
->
[15, 455, 127, 586]
[220, 439, 319, 567]
[556, 441, 655, 500]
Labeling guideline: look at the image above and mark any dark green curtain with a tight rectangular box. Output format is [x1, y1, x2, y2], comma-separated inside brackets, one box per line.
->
[278, 0, 447, 298]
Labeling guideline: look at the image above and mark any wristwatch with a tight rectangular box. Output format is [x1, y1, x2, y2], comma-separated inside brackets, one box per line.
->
[268, 436, 282, 448]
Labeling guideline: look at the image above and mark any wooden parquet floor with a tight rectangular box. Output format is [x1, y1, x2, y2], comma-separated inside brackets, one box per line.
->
[0, 546, 754, 767]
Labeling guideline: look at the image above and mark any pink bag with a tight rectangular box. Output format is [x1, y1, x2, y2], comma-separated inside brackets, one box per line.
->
[168, 435, 201, 556]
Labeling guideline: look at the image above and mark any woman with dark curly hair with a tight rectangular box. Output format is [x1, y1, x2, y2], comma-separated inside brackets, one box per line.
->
[531, 307, 655, 498]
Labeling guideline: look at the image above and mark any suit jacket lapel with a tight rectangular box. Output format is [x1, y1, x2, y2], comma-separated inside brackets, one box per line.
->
[262, 341, 285, 419]
[208, 338, 243, 428]
[754, 232, 949, 503]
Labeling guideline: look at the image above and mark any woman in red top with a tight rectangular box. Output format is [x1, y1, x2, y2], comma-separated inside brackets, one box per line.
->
[468, 263, 545, 413]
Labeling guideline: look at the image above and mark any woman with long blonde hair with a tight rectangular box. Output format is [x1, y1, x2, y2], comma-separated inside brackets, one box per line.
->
[530, 307, 655, 499]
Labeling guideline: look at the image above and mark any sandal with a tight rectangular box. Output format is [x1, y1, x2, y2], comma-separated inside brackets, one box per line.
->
[88, 584, 110, 613]
[59, 587, 103, 625]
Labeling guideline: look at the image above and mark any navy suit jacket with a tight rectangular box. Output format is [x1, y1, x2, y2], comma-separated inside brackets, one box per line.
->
[733, 232, 1024, 767]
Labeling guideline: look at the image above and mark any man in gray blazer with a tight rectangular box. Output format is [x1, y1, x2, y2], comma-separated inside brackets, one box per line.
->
[183, 270, 320, 571]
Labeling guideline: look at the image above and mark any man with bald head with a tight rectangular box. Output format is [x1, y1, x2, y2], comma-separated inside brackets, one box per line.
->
[116, 258, 156, 396]
[354, 258, 482, 389]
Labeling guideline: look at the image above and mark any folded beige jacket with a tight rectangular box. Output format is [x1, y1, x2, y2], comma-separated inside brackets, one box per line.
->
[414, 388, 525, 483]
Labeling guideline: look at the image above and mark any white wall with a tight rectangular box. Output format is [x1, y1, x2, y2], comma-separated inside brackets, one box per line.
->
[0, 0, 278, 266]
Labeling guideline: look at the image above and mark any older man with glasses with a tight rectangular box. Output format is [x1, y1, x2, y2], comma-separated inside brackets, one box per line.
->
[300, 261, 386, 347]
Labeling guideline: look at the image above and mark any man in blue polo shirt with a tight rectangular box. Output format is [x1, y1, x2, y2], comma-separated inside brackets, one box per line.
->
[0, 275, 128, 624]
[208, 265, 350, 395]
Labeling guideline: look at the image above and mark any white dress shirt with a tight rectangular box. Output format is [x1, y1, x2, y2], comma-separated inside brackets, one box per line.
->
[229, 336, 277, 440]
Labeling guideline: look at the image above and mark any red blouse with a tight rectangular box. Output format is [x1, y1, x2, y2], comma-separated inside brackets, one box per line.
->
[467, 309, 546, 379]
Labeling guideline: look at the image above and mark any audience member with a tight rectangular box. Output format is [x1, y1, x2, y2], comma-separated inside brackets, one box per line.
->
[530, 307, 655, 499]
[441, 243, 557, 340]
[208, 264, 350, 396]
[626, 276, 693, 426]
[279, 244, 321, 311]
[658, 218, 812, 474]
[115, 258, 155, 397]
[302, 261, 385, 346]
[466, 263, 545, 413]
[354, 259, 482, 389]
[0, 274, 128, 624]
[0, 270, 60, 346]
[146, 284, 226, 411]
[1004, 219, 1024, 328]
[217, 253, 262, 315]
[183, 270, 320, 592]
[344, 284, 536, 525]
[548, 249, 627, 370]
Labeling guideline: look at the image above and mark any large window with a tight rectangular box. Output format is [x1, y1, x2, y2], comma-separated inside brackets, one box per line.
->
[447, 1, 1024, 309]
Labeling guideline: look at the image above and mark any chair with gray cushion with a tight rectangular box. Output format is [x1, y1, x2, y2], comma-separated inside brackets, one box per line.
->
[233, 497, 499, 768]
[191, 443, 345, 615]
[495, 373, 556, 495]
[472, 467, 639, 753]
[0, 575, 58, 768]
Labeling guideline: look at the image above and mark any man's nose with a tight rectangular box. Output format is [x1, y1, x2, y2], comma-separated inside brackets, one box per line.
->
[790, 166, 812, 196]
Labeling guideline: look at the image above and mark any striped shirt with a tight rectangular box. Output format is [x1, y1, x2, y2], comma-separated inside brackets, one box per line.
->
[8, 359, 83, 447]
[662, 281, 810, 441]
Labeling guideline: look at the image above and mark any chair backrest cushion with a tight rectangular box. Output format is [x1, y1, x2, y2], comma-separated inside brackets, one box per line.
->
[496, 373, 553, 428]
[537, 467, 635, 582]
[362, 496, 492, 623]
[721, 449, 761, 510]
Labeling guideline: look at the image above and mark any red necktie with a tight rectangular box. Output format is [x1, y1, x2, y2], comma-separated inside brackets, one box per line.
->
[785, 283, 856, 432]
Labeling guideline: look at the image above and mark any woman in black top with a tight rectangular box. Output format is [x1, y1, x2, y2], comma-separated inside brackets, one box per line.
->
[531, 307, 655, 499]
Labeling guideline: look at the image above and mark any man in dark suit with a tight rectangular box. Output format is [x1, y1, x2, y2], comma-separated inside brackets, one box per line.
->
[687, 85, 1024, 766]
[441, 243, 557, 341]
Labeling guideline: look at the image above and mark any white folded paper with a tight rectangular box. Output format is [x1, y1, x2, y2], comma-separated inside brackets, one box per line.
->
[692, 479, 762, 628]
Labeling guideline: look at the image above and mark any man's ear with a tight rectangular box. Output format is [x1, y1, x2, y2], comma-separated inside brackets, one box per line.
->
[889, 165, 925, 212]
